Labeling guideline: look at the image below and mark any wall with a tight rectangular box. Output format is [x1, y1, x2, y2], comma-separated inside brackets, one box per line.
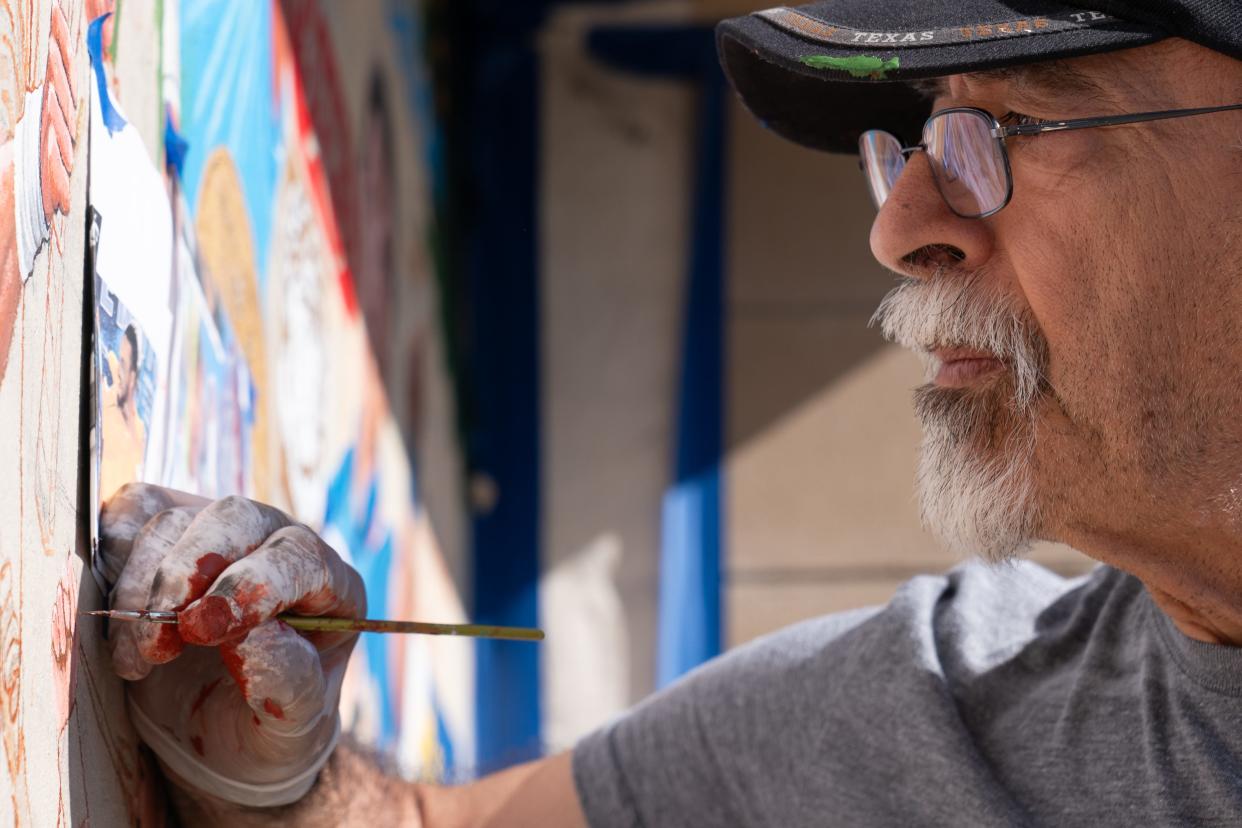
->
[539, 1, 696, 749]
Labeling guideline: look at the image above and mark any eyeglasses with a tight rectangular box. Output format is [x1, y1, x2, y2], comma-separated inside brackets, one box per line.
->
[860, 103, 1242, 219]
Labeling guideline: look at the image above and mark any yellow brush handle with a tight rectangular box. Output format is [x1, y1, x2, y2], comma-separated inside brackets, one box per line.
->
[83, 610, 544, 642]
[276, 614, 545, 641]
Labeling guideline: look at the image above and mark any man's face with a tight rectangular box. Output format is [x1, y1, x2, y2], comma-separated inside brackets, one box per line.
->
[119, 337, 136, 402]
[869, 39, 1242, 565]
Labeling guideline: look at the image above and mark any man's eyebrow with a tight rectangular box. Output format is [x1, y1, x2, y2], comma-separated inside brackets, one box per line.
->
[908, 61, 1110, 104]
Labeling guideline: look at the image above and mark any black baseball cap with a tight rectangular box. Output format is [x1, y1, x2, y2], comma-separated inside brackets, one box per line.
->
[717, 1, 1242, 153]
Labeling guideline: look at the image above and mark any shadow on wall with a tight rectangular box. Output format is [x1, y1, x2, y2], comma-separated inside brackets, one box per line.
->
[725, 92, 897, 455]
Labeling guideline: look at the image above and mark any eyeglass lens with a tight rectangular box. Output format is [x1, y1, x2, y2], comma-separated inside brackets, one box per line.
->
[859, 131, 905, 211]
[859, 110, 1011, 218]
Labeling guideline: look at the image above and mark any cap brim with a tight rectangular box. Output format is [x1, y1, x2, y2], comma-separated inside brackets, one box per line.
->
[718, 1, 1166, 153]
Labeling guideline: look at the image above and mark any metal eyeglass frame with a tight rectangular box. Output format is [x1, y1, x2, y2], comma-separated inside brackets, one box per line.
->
[871, 102, 1242, 219]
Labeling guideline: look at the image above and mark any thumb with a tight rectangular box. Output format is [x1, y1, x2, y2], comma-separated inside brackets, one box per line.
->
[221, 620, 328, 737]
[179, 524, 364, 648]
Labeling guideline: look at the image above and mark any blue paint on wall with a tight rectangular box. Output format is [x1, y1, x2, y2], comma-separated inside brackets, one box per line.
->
[323, 448, 399, 748]
[88, 14, 127, 134]
[179, 0, 281, 287]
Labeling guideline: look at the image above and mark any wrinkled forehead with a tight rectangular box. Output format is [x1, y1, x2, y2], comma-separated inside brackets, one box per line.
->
[909, 59, 1115, 106]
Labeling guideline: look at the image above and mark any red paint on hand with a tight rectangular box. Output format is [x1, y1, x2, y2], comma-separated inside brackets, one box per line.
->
[185, 552, 230, 599]
[229, 580, 270, 627]
[189, 678, 222, 717]
[191, 735, 205, 757]
[219, 642, 249, 699]
[263, 698, 285, 720]
[180, 596, 238, 645]
[144, 623, 184, 663]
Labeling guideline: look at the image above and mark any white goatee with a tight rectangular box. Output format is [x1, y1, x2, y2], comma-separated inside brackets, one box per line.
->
[871, 275, 1050, 563]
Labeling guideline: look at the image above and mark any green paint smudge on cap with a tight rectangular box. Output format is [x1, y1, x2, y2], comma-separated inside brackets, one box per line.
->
[800, 55, 900, 79]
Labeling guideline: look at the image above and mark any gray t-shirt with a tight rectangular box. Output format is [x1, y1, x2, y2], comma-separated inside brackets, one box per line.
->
[573, 560, 1242, 826]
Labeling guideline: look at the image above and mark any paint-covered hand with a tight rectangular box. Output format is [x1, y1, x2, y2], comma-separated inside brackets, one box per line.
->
[98, 483, 366, 809]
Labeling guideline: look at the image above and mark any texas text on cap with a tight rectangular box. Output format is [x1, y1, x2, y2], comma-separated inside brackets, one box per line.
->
[716, 1, 1242, 153]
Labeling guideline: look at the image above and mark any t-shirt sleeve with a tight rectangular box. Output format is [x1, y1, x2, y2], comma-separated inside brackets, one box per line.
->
[571, 607, 881, 828]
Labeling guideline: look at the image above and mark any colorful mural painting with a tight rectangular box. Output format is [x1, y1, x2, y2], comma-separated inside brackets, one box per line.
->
[95, 277, 159, 505]
[0, 0, 78, 385]
[0, 0, 470, 822]
[175, 0, 472, 775]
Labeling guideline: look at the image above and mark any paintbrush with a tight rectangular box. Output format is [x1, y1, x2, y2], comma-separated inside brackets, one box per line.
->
[82, 609, 544, 642]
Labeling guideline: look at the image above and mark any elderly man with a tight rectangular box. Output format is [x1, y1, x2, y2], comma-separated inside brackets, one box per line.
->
[100, 0, 1242, 824]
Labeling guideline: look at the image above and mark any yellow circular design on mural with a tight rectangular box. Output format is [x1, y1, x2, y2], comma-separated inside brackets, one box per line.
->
[193, 147, 280, 506]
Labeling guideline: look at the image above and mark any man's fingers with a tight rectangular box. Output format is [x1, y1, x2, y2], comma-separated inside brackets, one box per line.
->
[135, 496, 293, 664]
[99, 484, 209, 586]
[180, 524, 365, 648]
[99, 483, 208, 586]
[109, 507, 198, 680]
[219, 620, 327, 733]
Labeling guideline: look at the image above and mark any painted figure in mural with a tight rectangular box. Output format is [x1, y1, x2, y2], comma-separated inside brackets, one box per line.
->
[269, 155, 334, 522]
[193, 150, 277, 504]
[98, 323, 147, 503]
[0, 0, 78, 385]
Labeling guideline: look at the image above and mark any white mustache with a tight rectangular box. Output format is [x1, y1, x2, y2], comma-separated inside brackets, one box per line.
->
[870, 276, 1049, 408]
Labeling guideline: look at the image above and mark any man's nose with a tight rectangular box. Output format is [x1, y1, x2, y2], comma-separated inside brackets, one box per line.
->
[868, 151, 995, 277]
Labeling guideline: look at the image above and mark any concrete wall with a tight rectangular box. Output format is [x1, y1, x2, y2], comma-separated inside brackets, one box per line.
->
[538, 0, 695, 753]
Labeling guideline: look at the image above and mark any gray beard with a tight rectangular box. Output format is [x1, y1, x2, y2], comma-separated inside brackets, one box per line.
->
[871, 275, 1051, 563]
[913, 382, 1042, 564]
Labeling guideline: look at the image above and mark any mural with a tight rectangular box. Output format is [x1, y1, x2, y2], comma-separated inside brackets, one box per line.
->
[0, 0, 78, 385]
[0, 0, 469, 823]
[96, 278, 159, 505]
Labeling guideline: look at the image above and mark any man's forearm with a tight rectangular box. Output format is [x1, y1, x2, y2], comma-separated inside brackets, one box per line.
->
[164, 742, 421, 828]
[418, 751, 583, 828]
[164, 746, 585, 828]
